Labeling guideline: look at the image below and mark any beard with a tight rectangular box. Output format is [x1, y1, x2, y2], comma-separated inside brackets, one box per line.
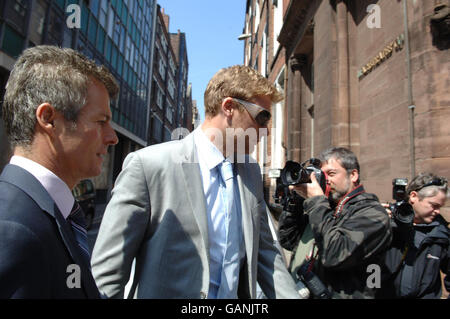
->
[329, 178, 352, 204]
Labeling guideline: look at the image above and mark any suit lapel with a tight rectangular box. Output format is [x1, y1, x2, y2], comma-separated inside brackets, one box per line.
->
[179, 134, 210, 257]
[235, 162, 258, 295]
[0, 164, 100, 298]
[53, 207, 100, 298]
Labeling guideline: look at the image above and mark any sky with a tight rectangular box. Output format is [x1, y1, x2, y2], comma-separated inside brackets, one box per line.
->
[157, 0, 247, 122]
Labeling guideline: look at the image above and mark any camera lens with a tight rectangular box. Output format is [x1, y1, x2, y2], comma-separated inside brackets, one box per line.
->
[394, 201, 415, 225]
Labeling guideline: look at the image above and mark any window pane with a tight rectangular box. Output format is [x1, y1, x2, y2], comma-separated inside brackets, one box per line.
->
[107, 6, 114, 37]
[123, 62, 129, 81]
[88, 16, 98, 45]
[122, 6, 128, 26]
[90, 0, 100, 17]
[99, 0, 107, 27]
[1, 24, 24, 58]
[105, 38, 112, 62]
[117, 54, 124, 76]
[29, 0, 47, 45]
[117, 0, 123, 18]
[112, 45, 118, 70]
[55, 0, 65, 9]
[81, 3, 89, 34]
[97, 27, 106, 52]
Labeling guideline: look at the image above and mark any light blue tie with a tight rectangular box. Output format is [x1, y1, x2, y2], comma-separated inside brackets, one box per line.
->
[219, 160, 234, 217]
[217, 160, 241, 298]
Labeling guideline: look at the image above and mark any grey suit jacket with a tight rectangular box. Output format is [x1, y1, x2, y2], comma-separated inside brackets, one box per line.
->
[91, 132, 299, 299]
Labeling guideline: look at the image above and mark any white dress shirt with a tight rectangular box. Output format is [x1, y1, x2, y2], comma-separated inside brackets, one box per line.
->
[9, 155, 74, 219]
[193, 127, 244, 299]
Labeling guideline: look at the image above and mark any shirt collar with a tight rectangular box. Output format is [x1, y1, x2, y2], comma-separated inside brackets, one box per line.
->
[10, 155, 75, 219]
[194, 126, 226, 171]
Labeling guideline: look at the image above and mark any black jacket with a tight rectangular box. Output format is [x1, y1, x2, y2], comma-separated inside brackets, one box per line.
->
[377, 216, 450, 299]
[278, 185, 392, 299]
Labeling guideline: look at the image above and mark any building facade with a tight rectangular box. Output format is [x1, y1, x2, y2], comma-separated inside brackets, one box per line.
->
[169, 29, 192, 131]
[148, 6, 192, 145]
[149, 5, 177, 144]
[241, 0, 289, 208]
[243, 0, 450, 218]
[0, 0, 158, 203]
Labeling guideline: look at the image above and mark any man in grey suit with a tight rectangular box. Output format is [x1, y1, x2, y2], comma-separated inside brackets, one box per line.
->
[91, 65, 301, 299]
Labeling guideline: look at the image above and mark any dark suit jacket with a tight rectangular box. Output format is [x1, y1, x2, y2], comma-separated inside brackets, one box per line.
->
[0, 164, 100, 298]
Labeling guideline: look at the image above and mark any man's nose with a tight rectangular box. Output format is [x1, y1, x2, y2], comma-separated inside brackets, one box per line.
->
[105, 124, 119, 145]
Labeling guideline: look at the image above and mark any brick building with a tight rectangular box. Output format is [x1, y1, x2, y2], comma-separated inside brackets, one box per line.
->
[149, 6, 178, 144]
[243, 0, 450, 218]
[169, 30, 192, 131]
[149, 6, 192, 144]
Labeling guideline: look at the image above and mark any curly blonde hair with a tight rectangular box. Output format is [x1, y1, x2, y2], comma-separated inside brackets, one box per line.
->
[203, 65, 283, 117]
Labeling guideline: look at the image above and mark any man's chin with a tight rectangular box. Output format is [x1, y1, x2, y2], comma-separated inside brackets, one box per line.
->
[330, 191, 346, 204]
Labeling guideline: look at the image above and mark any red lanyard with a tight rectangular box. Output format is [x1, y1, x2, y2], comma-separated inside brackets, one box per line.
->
[333, 185, 365, 219]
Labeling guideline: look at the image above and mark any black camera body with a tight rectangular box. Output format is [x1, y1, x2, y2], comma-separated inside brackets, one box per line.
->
[271, 158, 328, 213]
[297, 262, 331, 299]
[389, 178, 415, 226]
[280, 158, 327, 192]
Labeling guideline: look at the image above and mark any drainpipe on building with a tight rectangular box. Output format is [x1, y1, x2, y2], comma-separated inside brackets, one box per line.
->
[403, 0, 416, 179]
[336, 0, 350, 148]
[283, 62, 289, 161]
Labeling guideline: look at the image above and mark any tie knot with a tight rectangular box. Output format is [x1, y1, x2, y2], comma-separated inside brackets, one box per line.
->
[220, 160, 233, 182]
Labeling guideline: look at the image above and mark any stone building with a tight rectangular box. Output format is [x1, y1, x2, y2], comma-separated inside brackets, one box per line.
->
[243, 0, 450, 217]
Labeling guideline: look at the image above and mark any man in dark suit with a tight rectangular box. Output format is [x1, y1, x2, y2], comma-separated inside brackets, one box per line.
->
[0, 45, 119, 298]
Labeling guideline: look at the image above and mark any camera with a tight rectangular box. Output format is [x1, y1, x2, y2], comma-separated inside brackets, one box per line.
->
[389, 178, 415, 226]
[296, 261, 331, 299]
[280, 158, 328, 192]
[269, 158, 328, 212]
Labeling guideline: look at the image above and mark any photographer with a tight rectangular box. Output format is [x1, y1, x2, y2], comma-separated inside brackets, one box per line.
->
[377, 173, 449, 299]
[278, 147, 392, 298]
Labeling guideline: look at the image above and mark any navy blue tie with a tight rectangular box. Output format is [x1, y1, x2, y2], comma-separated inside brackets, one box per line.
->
[68, 201, 91, 267]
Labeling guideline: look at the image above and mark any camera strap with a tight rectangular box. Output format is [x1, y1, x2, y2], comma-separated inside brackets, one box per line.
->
[306, 243, 320, 272]
[333, 185, 366, 219]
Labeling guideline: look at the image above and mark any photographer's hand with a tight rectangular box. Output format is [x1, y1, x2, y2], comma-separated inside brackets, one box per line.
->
[289, 172, 325, 199]
[381, 203, 393, 218]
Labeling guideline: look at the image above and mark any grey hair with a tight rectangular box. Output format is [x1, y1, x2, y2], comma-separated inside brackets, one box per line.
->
[3, 45, 119, 147]
[406, 172, 449, 201]
[319, 147, 361, 184]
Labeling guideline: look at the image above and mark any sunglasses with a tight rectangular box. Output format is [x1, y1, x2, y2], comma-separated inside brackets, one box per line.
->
[414, 177, 446, 192]
[232, 98, 272, 127]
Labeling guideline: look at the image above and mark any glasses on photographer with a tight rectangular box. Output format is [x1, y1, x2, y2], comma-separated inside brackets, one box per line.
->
[414, 177, 446, 192]
[232, 98, 271, 127]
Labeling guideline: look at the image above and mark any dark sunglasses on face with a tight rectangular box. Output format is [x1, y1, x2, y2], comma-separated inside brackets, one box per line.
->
[232, 98, 272, 127]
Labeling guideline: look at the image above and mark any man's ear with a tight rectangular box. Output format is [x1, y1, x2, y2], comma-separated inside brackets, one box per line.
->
[409, 191, 419, 204]
[35, 103, 56, 133]
[350, 169, 359, 184]
[221, 97, 235, 118]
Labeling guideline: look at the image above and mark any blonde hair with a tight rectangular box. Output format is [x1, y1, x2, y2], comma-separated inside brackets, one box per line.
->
[203, 65, 283, 117]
